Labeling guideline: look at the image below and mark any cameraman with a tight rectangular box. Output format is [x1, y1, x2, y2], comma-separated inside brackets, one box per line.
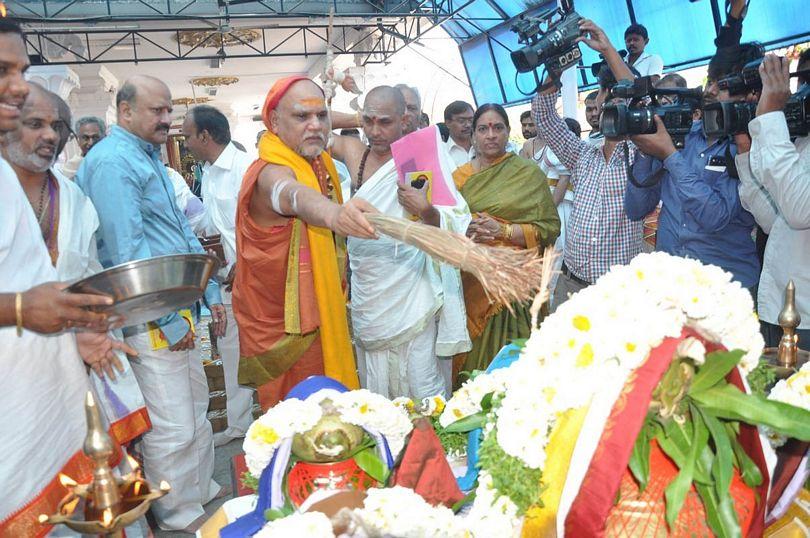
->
[623, 42, 764, 296]
[532, 19, 641, 309]
[736, 52, 810, 346]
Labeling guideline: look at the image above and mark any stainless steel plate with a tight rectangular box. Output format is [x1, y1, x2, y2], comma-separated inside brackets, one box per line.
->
[67, 253, 220, 327]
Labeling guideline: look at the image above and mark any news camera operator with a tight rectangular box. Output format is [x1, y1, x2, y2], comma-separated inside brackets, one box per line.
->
[622, 40, 764, 296]
[532, 19, 642, 309]
[736, 51, 810, 346]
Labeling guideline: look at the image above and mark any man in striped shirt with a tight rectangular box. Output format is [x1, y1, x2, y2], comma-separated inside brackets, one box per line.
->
[533, 18, 643, 310]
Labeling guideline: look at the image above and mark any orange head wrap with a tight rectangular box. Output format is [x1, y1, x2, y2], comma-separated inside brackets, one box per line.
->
[261, 75, 318, 129]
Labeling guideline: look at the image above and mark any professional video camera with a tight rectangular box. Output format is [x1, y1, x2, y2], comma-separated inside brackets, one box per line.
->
[510, 0, 583, 82]
[599, 76, 703, 147]
[705, 65, 810, 137]
[717, 57, 764, 96]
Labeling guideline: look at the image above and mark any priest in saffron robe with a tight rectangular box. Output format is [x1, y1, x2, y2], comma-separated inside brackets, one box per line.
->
[234, 76, 378, 409]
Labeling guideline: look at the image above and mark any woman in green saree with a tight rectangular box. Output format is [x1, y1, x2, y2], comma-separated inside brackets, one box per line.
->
[453, 103, 560, 376]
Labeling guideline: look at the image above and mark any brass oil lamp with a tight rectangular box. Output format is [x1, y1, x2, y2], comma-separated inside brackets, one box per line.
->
[763, 280, 809, 379]
[39, 391, 170, 537]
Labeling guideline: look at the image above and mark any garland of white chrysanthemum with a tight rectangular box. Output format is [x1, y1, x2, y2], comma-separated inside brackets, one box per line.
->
[243, 389, 413, 478]
[254, 486, 470, 538]
[439, 253, 765, 530]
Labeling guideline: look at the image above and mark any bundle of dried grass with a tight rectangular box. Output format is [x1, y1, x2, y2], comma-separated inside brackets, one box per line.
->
[367, 214, 557, 309]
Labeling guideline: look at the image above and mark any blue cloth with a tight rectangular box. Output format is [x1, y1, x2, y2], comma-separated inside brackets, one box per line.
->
[624, 122, 759, 288]
[457, 342, 523, 492]
[76, 126, 221, 345]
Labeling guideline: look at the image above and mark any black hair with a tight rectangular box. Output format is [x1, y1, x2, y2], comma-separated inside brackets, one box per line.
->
[585, 90, 599, 101]
[340, 128, 360, 137]
[0, 19, 24, 37]
[564, 117, 581, 138]
[656, 73, 687, 88]
[707, 42, 764, 81]
[437, 122, 450, 142]
[444, 100, 474, 122]
[189, 105, 231, 145]
[799, 48, 810, 86]
[472, 103, 509, 130]
[420, 112, 430, 125]
[519, 110, 532, 121]
[624, 24, 649, 41]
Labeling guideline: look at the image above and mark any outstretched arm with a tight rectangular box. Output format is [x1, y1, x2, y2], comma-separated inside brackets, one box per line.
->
[255, 164, 378, 238]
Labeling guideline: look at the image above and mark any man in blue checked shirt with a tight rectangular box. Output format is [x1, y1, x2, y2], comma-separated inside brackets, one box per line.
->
[76, 75, 225, 533]
[624, 43, 765, 295]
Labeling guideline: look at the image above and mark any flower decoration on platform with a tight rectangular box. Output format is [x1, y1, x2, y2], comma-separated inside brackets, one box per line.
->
[254, 511, 333, 538]
[175, 29, 260, 49]
[191, 76, 239, 87]
[442, 252, 771, 534]
[243, 389, 412, 479]
[766, 362, 810, 446]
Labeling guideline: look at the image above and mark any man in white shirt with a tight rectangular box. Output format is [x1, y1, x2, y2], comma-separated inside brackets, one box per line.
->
[182, 105, 255, 446]
[443, 100, 474, 168]
[624, 24, 664, 81]
[736, 53, 810, 347]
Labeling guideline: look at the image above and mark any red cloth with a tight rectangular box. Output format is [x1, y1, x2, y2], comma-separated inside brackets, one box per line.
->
[564, 328, 770, 537]
[261, 75, 310, 128]
[392, 418, 464, 508]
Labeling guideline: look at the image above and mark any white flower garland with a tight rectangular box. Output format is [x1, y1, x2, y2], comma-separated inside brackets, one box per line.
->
[243, 389, 413, 478]
[440, 253, 764, 529]
[254, 487, 470, 538]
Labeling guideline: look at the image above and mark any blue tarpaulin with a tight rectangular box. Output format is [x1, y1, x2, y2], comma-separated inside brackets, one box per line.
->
[444, 0, 810, 105]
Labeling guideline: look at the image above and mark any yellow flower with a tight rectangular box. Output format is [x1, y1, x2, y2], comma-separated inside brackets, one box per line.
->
[543, 387, 556, 403]
[572, 315, 591, 332]
[433, 396, 446, 415]
[359, 403, 369, 414]
[453, 408, 463, 418]
[626, 342, 636, 353]
[567, 338, 576, 348]
[576, 343, 594, 368]
[636, 270, 644, 280]
[252, 424, 279, 445]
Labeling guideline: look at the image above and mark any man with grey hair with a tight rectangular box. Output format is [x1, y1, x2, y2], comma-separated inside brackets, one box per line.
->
[394, 83, 422, 134]
[75, 115, 106, 156]
[76, 74, 226, 533]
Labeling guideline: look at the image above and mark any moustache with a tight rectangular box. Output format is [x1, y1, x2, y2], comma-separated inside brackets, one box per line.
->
[155, 124, 170, 132]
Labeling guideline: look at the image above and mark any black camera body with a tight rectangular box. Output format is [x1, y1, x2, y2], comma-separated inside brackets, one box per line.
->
[510, 1, 583, 81]
[600, 76, 702, 147]
[717, 58, 764, 96]
[703, 83, 808, 138]
[702, 101, 757, 137]
[784, 84, 809, 137]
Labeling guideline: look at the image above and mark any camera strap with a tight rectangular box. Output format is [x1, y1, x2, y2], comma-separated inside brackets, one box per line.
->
[725, 143, 739, 180]
[624, 144, 664, 188]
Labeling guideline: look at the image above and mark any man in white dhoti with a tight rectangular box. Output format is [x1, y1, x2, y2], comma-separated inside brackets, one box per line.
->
[0, 20, 139, 535]
[332, 86, 471, 399]
[77, 75, 226, 532]
[182, 104, 255, 446]
[3, 82, 151, 448]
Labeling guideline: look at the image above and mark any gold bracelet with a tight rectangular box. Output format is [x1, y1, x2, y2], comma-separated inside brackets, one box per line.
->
[500, 223, 513, 241]
[355, 110, 362, 127]
[15, 292, 23, 337]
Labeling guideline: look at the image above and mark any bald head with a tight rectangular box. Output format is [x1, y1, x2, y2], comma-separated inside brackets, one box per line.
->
[364, 85, 406, 116]
[270, 78, 329, 159]
[4, 82, 63, 173]
[116, 75, 173, 145]
[361, 85, 407, 155]
[394, 84, 421, 134]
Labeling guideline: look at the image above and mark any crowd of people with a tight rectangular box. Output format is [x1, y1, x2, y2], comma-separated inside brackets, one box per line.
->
[0, 0, 809, 532]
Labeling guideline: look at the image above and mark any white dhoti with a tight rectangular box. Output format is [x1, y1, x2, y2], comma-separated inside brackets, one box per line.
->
[125, 330, 219, 530]
[349, 132, 471, 400]
[535, 146, 574, 304]
[212, 292, 254, 446]
[0, 159, 90, 534]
